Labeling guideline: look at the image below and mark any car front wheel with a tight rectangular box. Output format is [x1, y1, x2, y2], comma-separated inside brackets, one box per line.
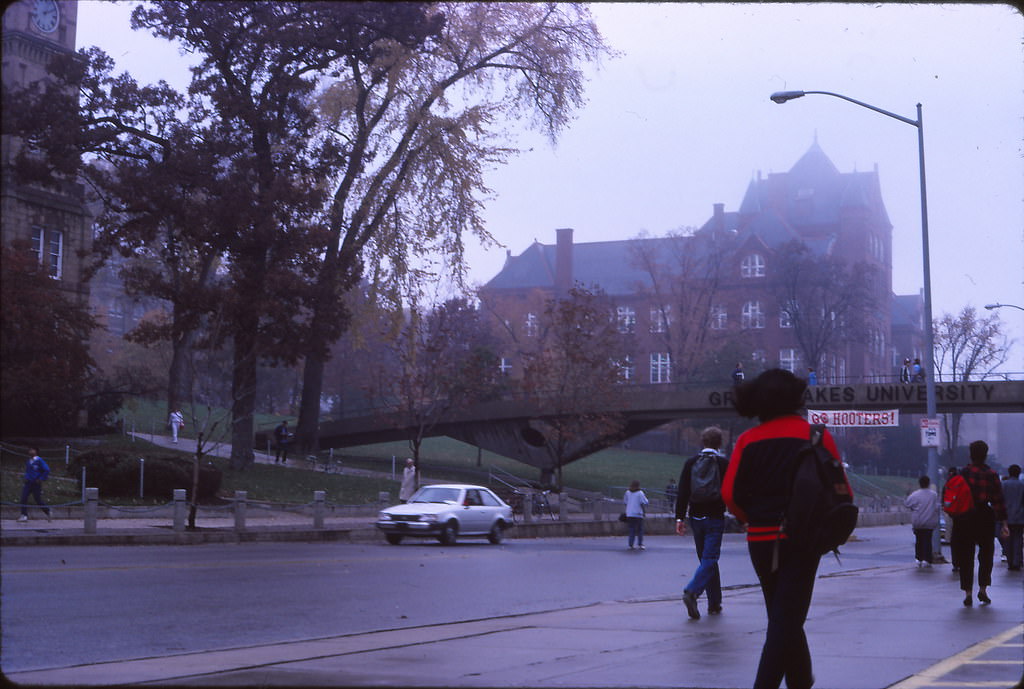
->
[488, 522, 505, 545]
[437, 521, 458, 545]
[385, 533, 403, 545]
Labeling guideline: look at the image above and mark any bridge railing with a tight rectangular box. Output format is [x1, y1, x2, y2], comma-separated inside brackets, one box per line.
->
[320, 371, 1024, 422]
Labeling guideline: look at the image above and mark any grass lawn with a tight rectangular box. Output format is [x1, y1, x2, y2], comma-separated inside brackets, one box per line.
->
[2, 397, 916, 509]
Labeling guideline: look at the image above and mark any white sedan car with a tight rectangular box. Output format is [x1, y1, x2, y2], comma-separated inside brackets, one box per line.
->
[376, 484, 514, 545]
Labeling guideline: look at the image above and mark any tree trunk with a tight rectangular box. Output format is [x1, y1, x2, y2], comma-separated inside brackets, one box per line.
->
[230, 323, 258, 470]
[166, 325, 196, 418]
[296, 352, 326, 454]
[188, 432, 203, 530]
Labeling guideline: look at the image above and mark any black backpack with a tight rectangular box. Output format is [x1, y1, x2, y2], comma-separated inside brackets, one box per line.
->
[780, 424, 858, 564]
[689, 450, 722, 504]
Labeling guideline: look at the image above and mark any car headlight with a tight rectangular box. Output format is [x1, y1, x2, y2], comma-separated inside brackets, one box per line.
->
[421, 514, 438, 523]
[378, 513, 392, 521]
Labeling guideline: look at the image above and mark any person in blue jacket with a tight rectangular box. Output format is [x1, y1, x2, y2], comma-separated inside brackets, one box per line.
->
[18, 447, 52, 522]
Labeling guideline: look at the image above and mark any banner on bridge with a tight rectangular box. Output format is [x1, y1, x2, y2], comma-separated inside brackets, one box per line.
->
[807, 409, 899, 427]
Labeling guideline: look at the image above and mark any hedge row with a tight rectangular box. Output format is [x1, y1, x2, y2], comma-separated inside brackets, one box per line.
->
[69, 449, 222, 501]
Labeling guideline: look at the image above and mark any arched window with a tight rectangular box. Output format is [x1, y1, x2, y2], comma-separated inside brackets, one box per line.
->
[741, 253, 765, 278]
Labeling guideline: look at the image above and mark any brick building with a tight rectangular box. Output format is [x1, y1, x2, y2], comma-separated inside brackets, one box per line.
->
[2, 0, 92, 302]
[480, 140, 919, 385]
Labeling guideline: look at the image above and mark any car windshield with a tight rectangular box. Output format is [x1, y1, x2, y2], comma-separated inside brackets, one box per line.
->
[410, 487, 461, 504]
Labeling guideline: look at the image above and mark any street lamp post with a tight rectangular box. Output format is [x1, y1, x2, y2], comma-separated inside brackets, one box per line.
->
[770, 89, 941, 556]
[984, 303, 1024, 313]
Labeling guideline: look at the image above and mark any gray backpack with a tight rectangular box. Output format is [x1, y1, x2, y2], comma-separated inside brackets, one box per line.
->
[690, 451, 722, 504]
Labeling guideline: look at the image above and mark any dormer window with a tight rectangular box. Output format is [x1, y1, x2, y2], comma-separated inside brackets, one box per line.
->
[741, 253, 765, 278]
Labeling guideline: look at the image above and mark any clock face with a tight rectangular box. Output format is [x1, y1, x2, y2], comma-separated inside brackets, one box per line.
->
[31, 0, 60, 33]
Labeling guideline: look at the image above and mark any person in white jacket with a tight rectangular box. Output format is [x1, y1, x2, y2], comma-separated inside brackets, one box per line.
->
[905, 475, 941, 567]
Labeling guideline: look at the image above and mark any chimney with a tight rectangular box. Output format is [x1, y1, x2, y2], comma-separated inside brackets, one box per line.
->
[713, 203, 725, 233]
[555, 227, 574, 294]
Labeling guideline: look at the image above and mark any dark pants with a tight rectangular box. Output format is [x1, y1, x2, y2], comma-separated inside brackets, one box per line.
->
[952, 506, 996, 592]
[19, 480, 49, 516]
[749, 539, 820, 689]
[912, 528, 933, 563]
[626, 516, 644, 547]
[275, 442, 289, 463]
[1007, 524, 1023, 570]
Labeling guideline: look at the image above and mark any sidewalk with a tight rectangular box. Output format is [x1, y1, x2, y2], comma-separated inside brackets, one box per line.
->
[6, 539, 1022, 688]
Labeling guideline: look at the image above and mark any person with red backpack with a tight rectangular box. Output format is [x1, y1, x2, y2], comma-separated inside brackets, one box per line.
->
[951, 441, 1009, 607]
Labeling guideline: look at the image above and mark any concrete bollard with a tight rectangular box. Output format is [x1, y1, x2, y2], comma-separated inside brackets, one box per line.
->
[559, 494, 567, 521]
[84, 487, 98, 534]
[234, 491, 247, 531]
[593, 498, 602, 522]
[313, 490, 325, 529]
[523, 493, 533, 524]
[173, 489, 186, 532]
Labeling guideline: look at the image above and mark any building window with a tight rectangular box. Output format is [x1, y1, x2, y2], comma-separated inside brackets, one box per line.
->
[710, 304, 727, 330]
[779, 348, 802, 373]
[741, 301, 765, 329]
[525, 312, 538, 337]
[618, 355, 635, 382]
[650, 352, 671, 384]
[779, 308, 793, 328]
[498, 357, 512, 376]
[617, 306, 636, 334]
[752, 349, 767, 365]
[31, 226, 63, 279]
[741, 253, 765, 278]
[649, 306, 670, 333]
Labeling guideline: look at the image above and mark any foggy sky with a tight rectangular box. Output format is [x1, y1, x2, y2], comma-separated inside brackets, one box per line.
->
[75, 2, 1024, 371]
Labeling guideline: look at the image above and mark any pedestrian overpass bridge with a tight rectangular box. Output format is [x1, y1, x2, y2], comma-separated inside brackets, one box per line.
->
[309, 380, 1022, 475]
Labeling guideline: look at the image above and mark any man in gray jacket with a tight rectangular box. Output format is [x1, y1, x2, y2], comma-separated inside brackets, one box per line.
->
[905, 475, 940, 567]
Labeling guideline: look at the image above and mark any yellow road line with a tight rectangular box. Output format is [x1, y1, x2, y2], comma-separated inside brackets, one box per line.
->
[888, 624, 1023, 689]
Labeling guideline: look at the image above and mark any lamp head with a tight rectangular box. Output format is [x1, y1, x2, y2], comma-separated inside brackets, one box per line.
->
[770, 91, 806, 104]
[984, 303, 999, 310]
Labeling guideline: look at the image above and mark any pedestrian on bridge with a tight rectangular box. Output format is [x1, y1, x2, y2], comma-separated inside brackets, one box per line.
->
[623, 480, 649, 550]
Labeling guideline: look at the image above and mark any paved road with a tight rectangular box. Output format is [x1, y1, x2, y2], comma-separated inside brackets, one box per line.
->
[3, 526, 1022, 688]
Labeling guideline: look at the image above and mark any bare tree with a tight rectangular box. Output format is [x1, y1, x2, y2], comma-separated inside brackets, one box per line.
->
[933, 306, 1012, 460]
[771, 241, 879, 377]
[370, 297, 502, 489]
[628, 229, 734, 382]
[521, 286, 627, 488]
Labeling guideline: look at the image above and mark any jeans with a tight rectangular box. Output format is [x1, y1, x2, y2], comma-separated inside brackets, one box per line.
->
[685, 516, 724, 609]
[626, 516, 644, 547]
[912, 528, 933, 563]
[748, 538, 821, 689]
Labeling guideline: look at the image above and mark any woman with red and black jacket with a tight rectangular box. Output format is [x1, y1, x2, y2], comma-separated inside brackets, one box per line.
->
[722, 368, 851, 689]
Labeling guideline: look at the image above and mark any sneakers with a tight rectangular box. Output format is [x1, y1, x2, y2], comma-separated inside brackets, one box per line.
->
[708, 606, 723, 615]
[17, 515, 28, 522]
[682, 591, 701, 619]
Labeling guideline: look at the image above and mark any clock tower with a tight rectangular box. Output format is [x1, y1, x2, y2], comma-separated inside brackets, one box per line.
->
[2, 0, 92, 301]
